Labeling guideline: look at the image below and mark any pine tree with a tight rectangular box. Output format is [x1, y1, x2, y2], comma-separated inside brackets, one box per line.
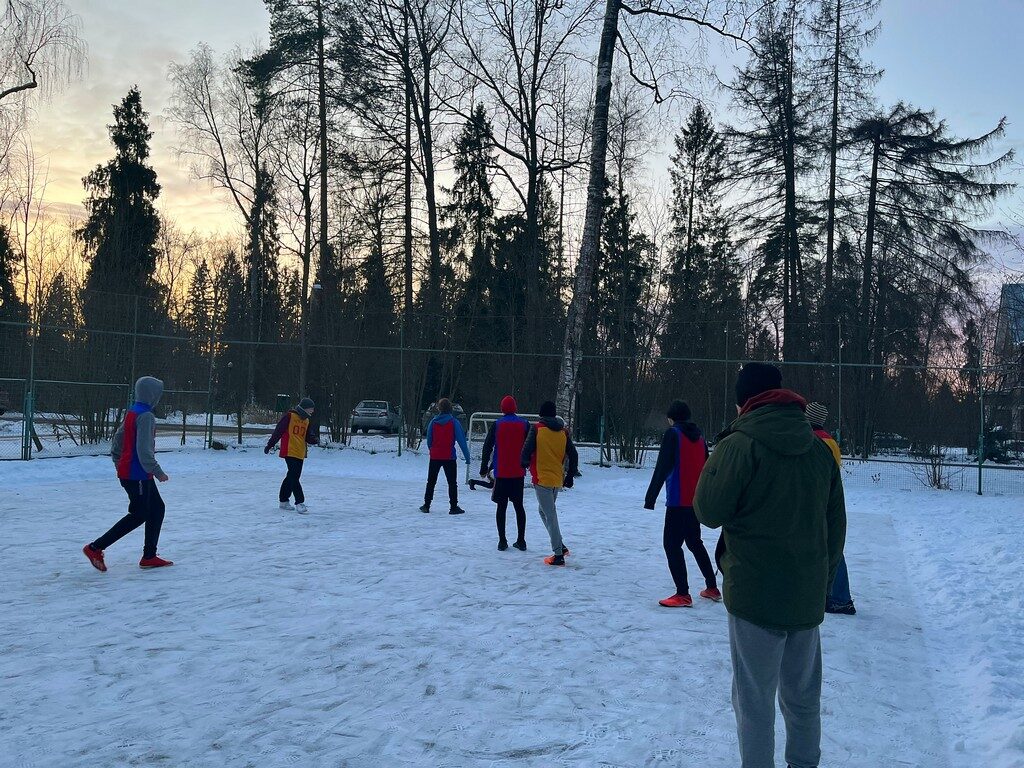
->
[0, 224, 27, 323]
[845, 104, 1014, 454]
[34, 274, 79, 411]
[663, 105, 742, 374]
[447, 104, 496, 298]
[215, 250, 249, 413]
[728, 5, 817, 359]
[78, 86, 163, 331]
[583, 181, 654, 456]
[251, 0, 370, 298]
[184, 260, 213, 339]
[594, 184, 652, 358]
[808, 0, 880, 302]
[445, 104, 502, 410]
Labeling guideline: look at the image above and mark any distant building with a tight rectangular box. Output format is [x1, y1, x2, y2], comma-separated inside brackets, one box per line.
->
[991, 283, 1024, 437]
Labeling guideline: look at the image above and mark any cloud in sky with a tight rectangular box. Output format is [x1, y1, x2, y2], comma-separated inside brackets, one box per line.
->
[22, 0, 1024, 239]
[29, 0, 269, 234]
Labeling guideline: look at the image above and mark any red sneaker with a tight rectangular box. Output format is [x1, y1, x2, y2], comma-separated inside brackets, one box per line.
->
[139, 555, 174, 569]
[659, 594, 693, 608]
[543, 554, 566, 567]
[700, 587, 723, 602]
[83, 544, 107, 572]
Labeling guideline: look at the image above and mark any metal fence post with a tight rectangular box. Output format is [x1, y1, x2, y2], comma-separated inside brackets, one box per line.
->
[722, 321, 731, 432]
[510, 316, 516, 394]
[23, 320, 36, 460]
[204, 337, 216, 449]
[21, 384, 31, 461]
[837, 320, 843, 453]
[129, 294, 140, 404]
[601, 350, 608, 466]
[398, 312, 404, 457]
[978, 373, 984, 496]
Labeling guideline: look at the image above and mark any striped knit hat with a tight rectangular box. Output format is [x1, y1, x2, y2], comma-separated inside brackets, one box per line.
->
[806, 402, 828, 428]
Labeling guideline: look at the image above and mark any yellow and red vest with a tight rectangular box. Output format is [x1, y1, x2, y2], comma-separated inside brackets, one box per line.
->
[278, 411, 311, 460]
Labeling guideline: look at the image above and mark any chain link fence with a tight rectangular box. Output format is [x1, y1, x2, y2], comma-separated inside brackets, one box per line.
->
[2, 291, 1022, 495]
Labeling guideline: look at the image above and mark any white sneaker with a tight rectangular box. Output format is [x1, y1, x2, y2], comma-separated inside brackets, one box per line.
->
[279, 501, 295, 511]
[294, 503, 309, 514]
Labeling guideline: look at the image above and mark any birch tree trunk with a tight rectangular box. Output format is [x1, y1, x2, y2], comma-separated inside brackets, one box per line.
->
[555, 0, 619, 423]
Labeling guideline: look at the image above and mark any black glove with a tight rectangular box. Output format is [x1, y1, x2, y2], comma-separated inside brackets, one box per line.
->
[480, 464, 489, 478]
[643, 499, 656, 510]
[563, 473, 574, 489]
[264, 445, 271, 454]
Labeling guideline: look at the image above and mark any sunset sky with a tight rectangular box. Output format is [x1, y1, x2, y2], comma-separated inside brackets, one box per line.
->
[26, 0, 1024, 240]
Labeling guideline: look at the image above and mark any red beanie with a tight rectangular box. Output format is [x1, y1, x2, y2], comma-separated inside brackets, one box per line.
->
[500, 395, 517, 415]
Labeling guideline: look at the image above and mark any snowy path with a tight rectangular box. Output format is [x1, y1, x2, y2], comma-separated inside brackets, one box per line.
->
[0, 449, 1010, 767]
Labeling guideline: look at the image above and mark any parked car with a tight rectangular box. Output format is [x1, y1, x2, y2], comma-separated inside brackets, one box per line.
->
[350, 400, 402, 434]
[421, 402, 469, 435]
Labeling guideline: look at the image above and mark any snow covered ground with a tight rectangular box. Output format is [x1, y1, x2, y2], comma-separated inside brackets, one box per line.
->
[1, 446, 1021, 767]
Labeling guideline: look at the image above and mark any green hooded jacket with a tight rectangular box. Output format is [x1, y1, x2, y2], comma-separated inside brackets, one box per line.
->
[694, 391, 846, 632]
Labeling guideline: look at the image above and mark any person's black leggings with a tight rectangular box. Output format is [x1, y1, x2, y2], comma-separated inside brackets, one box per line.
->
[663, 505, 717, 595]
[280, 457, 305, 504]
[494, 477, 526, 543]
[425, 459, 458, 508]
[92, 478, 166, 559]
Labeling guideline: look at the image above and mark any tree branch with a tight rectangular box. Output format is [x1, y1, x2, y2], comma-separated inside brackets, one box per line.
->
[618, 1, 756, 53]
[0, 59, 38, 102]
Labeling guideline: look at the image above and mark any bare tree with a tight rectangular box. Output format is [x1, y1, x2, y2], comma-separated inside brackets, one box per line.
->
[452, 0, 595, 347]
[271, 67, 321, 392]
[556, 0, 757, 421]
[0, 0, 84, 105]
[168, 43, 282, 400]
[156, 217, 201, 324]
[358, 0, 459, 330]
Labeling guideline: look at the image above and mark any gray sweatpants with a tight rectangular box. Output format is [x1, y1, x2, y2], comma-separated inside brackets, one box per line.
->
[728, 613, 822, 768]
[532, 485, 564, 555]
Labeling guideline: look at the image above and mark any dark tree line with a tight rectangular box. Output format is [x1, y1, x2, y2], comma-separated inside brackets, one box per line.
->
[5, 0, 1016, 457]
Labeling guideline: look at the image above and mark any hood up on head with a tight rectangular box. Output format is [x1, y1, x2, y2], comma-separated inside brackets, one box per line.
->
[134, 376, 164, 408]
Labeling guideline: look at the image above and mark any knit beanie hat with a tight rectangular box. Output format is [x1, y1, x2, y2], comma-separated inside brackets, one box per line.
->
[539, 400, 557, 418]
[806, 402, 828, 428]
[667, 400, 691, 423]
[500, 395, 517, 415]
[299, 397, 315, 411]
[437, 398, 452, 414]
[735, 362, 783, 407]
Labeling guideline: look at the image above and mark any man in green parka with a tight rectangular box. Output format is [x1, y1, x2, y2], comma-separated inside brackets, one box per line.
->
[694, 362, 846, 768]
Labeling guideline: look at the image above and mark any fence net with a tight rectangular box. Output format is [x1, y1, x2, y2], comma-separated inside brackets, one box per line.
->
[1, 291, 1022, 495]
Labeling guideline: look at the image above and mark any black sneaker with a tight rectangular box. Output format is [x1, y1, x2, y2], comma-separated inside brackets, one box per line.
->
[419, 504, 430, 513]
[562, 545, 570, 556]
[512, 540, 527, 551]
[826, 601, 856, 615]
[544, 554, 565, 566]
[498, 540, 508, 551]
[449, 506, 466, 515]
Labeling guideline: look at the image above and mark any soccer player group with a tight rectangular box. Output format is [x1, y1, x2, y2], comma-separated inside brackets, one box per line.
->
[81, 361, 853, 768]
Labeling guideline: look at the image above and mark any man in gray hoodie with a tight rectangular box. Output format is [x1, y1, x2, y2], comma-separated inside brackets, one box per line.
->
[83, 376, 173, 571]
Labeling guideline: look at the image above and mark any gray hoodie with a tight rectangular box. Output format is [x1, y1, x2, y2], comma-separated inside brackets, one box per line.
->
[111, 376, 165, 478]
